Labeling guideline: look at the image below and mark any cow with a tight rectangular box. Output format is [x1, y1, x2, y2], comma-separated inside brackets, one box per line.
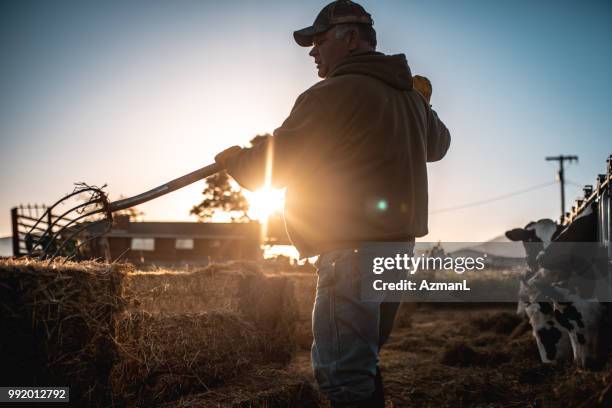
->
[505, 219, 563, 316]
[506, 204, 611, 369]
[535, 283, 609, 369]
[514, 266, 573, 363]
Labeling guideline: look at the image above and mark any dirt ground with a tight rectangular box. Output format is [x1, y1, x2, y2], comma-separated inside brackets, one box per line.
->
[288, 304, 612, 408]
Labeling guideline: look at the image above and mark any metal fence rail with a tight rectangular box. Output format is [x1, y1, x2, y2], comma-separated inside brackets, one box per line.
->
[564, 155, 611, 244]
[10, 204, 84, 258]
[11, 204, 47, 257]
[562, 155, 612, 299]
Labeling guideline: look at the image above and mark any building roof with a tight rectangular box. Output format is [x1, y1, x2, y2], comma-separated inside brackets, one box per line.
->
[92, 221, 261, 240]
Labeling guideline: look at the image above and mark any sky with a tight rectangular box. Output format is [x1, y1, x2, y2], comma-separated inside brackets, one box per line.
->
[0, 0, 611, 243]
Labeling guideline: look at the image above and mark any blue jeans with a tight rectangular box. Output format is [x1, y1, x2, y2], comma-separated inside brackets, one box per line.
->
[311, 243, 413, 403]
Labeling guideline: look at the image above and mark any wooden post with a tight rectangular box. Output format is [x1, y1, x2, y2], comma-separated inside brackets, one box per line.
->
[546, 155, 578, 220]
[46, 209, 53, 237]
[11, 207, 20, 257]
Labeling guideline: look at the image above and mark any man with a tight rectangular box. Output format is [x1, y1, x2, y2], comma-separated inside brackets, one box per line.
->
[215, 1, 450, 406]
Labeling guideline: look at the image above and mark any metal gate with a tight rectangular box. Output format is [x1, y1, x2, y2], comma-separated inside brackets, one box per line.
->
[10, 204, 97, 259]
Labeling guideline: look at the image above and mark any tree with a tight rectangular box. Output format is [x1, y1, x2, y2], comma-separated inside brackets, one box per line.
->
[190, 170, 250, 222]
[190, 134, 271, 223]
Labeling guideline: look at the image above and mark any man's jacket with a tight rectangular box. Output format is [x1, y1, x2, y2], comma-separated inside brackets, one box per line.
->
[225, 51, 451, 258]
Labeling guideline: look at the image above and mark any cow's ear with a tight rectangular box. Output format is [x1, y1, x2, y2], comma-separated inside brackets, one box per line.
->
[506, 228, 529, 241]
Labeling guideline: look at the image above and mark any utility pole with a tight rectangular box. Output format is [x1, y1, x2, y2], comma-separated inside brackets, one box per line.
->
[546, 155, 578, 219]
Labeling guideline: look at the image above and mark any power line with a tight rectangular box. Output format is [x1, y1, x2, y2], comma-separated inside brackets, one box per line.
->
[566, 179, 585, 188]
[429, 180, 557, 215]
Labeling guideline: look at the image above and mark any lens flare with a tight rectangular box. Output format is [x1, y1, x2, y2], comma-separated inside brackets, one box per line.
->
[245, 187, 285, 222]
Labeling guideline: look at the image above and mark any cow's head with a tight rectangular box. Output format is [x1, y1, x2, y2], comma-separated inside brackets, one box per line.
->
[505, 219, 563, 271]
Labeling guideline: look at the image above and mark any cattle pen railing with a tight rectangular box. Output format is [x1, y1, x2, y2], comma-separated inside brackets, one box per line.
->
[563, 155, 612, 298]
[564, 155, 611, 240]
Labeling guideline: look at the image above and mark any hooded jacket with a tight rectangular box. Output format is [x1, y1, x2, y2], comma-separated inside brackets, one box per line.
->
[225, 52, 451, 258]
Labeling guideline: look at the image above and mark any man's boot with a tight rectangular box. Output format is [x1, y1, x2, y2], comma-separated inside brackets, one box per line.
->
[330, 368, 385, 408]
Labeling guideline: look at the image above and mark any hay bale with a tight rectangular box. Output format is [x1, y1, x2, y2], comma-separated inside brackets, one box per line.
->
[127, 262, 300, 362]
[126, 261, 263, 314]
[277, 272, 316, 351]
[110, 311, 274, 406]
[0, 258, 129, 406]
[282, 272, 317, 320]
[0, 259, 303, 406]
[295, 321, 314, 351]
[238, 274, 299, 362]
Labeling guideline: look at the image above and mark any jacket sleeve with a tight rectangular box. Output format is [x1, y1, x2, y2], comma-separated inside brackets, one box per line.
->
[426, 108, 451, 162]
[224, 90, 332, 191]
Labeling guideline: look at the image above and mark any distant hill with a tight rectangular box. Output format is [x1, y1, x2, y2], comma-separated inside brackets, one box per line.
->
[447, 235, 526, 269]
[416, 236, 526, 259]
[0, 236, 12, 257]
[465, 234, 526, 258]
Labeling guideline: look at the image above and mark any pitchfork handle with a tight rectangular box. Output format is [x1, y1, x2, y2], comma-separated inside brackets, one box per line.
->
[109, 163, 222, 212]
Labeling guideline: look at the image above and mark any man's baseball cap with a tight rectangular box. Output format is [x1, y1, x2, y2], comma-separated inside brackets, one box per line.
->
[293, 0, 374, 47]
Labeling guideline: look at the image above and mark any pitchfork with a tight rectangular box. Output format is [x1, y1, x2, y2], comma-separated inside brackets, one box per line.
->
[23, 163, 222, 262]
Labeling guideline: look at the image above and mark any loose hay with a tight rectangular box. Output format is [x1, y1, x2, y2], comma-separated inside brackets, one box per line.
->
[470, 311, 523, 335]
[110, 311, 273, 406]
[0, 258, 130, 406]
[156, 367, 322, 408]
[394, 302, 418, 329]
[381, 305, 612, 407]
[440, 342, 510, 367]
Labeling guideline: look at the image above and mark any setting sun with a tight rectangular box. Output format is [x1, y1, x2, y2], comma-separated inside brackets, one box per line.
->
[244, 187, 285, 222]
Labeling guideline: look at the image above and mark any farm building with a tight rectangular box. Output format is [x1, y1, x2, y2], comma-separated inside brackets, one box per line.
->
[10, 210, 291, 263]
[89, 216, 263, 263]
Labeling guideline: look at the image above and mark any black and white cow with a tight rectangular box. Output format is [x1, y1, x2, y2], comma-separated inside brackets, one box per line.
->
[506, 219, 571, 363]
[505, 219, 564, 316]
[506, 205, 611, 369]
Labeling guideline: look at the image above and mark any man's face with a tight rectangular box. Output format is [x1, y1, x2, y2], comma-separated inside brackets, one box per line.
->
[309, 27, 352, 78]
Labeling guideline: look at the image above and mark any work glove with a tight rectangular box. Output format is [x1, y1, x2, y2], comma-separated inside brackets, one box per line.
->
[215, 145, 243, 168]
[413, 75, 432, 105]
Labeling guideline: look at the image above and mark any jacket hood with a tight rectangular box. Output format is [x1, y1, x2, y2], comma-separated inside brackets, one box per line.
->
[330, 52, 413, 91]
